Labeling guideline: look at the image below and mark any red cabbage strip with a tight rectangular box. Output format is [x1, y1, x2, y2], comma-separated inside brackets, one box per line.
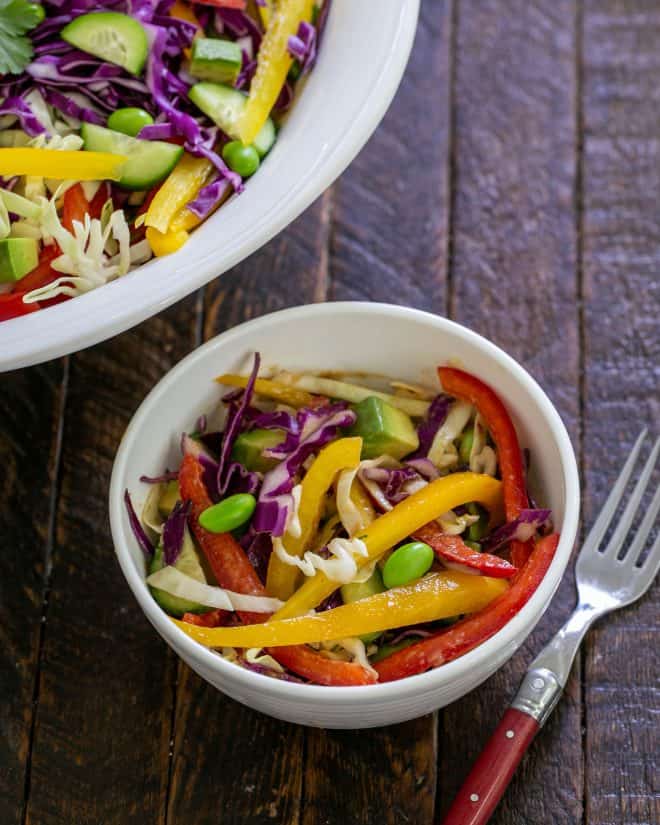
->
[287, 21, 316, 73]
[241, 530, 272, 584]
[360, 465, 421, 505]
[216, 8, 262, 47]
[217, 352, 261, 495]
[0, 97, 47, 136]
[409, 394, 451, 459]
[138, 122, 175, 140]
[186, 177, 231, 219]
[482, 508, 552, 553]
[162, 500, 191, 565]
[40, 88, 105, 124]
[124, 489, 155, 558]
[404, 457, 440, 480]
[262, 402, 348, 461]
[253, 406, 357, 536]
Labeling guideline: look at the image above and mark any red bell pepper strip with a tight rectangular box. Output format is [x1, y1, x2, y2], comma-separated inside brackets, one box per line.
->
[182, 609, 229, 627]
[62, 182, 90, 232]
[413, 524, 517, 579]
[374, 533, 559, 682]
[0, 293, 40, 321]
[189, 0, 246, 8]
[88, 182, 111, 219]
[178, 454, 376, 685]
[438, 366, 532, 568]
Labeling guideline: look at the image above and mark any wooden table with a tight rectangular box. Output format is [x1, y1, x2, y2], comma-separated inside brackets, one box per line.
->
[2, 1, 658, 822]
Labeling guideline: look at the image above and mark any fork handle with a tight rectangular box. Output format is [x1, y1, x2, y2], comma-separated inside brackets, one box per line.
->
[441, 708, 539, 825]
[442, 668, 564, 825]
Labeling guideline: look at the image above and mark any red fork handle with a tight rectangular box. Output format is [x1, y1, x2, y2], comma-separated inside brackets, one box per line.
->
[441, 708, 539, 825]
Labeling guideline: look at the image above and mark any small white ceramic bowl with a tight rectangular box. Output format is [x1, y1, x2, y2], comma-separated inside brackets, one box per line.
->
[0, 0, 419, 371]
[109, 302, 579, 729]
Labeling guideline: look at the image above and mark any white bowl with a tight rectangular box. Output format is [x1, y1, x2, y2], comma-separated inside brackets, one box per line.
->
[0, 0, 419, 371]
[110, 302, 580, 729]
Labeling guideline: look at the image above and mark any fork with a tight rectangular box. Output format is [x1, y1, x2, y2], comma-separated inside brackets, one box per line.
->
[442, 429, 660, 825]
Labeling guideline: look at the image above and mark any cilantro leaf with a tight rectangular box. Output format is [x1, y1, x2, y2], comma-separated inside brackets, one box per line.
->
[0, 0, 43, 75]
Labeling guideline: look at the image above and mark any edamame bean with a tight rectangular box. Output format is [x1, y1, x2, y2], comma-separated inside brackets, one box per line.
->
[382, 541, 434, 589]
[199, 493, 256, 533]
[222, 141, 260, 177]
[466, 502, 488, 541]
[108, 107, 154, 137]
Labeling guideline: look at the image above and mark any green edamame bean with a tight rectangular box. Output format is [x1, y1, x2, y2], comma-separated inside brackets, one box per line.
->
[458, 426, 474, 465]
[222, 141, 260, 177]
[341, 569, 385, 644]
[199, 493, 256, 533]
[108, 107, 154, 137]
[382, 541, 434, 589]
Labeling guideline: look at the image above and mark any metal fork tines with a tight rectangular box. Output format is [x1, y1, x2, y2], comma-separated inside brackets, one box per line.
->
[513, 430, 660, 724]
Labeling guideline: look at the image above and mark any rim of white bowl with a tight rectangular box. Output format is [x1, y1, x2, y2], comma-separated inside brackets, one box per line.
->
[0, 0, 420, 372]
[110, 302, 580, 703]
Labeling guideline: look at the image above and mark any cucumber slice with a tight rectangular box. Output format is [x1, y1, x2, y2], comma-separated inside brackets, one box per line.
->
[80, 123, 183, 190]
[61, 12, 149, 76]
[148, 531, 208, 617]
[189, 82, 276, 157]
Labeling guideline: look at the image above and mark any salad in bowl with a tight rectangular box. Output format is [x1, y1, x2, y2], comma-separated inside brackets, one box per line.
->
[0, 0, 328, 321]
[124, 353, 559, 687]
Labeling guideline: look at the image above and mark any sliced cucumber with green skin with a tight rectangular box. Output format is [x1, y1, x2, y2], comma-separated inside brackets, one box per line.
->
[148, 532, 208, 617]
[61, 12, 149, 76]
[80, 123, 183, 190]
[189, 82, 277, 157]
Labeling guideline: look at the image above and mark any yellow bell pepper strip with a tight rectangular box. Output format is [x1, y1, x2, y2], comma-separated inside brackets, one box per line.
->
[0, 148, 126, 181]
[273, 472, 504, 620]
[257, 0, 272, 28]
[172, 571, 509, 648]
[266, 437, 363, 600]
[146, 226, 190, 256]
[215, 373, 322, 408]
[144, 153, 214, 234]
[237, 0, 315, 144]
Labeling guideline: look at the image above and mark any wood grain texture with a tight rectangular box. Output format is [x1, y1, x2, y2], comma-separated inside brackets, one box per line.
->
[0, 362, 65, 825]
[582, 2, 660, 823]
[302, 3, 452, 823]
[23, 299, 200, 825]
[440, 1, 582, 823]
[165, 201, 331, 825]
[328, 0, 450, 309]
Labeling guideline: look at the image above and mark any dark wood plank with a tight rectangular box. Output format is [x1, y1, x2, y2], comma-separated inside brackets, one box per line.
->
[165, 197, 331, 825]
[440, 2, 582, 823]
[328, 0, 450, 310]
[303, 3, 452, 823]
[582, 3, 660, 822]
[23, 298, 200, 825]
[0, 361, 65, 825]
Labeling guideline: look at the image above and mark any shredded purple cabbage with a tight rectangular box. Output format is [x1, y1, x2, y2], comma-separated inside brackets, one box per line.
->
[0, 96, 47, 136]
[254, 406, 357, 536]
[287, 21, 316, 74]
[217, 353, 261, 496]
[124, 489, 154, 558]
[187, 178, 231, 219]
[162, 499, 191, 565]
[241, 530, 272, 585]
[263, 402, 349, 461]
[318, 589, 343, 612]
[482, 509, 552, 553]
[360, 465, 423, 505]
[404, 457, 440, 480]
[410, 395, 451, 459]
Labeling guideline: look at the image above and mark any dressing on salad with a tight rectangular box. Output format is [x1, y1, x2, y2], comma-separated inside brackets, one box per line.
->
[125, 356, 559, 686]
[0, 0, 329, 320]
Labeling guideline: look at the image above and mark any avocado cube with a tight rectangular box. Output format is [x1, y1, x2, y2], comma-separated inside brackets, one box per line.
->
[0, 238, 39, 283]
[349, 396, 419, 461]
[158, 480, 180, 518]
[231, 428, 286, 473]
[190, 38, 243, 84]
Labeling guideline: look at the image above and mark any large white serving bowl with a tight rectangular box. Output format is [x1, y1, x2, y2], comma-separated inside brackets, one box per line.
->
[0, 0, 419, 371]
[109, 302, 580, 729]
